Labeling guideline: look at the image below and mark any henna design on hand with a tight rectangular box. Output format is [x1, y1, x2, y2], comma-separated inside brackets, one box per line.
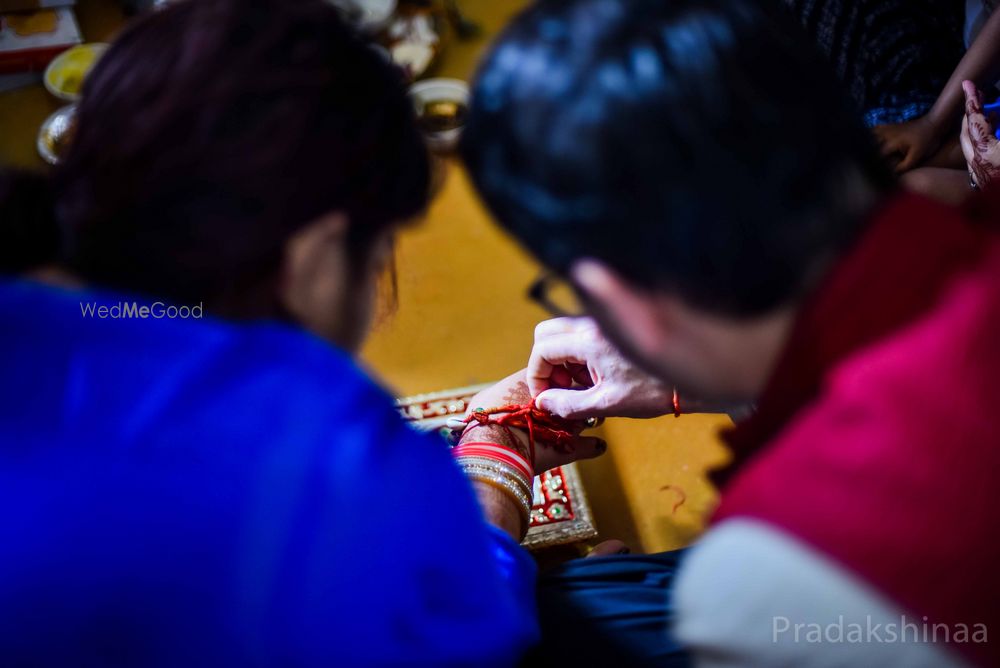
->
[963, 81, 1000, 188]
[502, 381, 531, 406]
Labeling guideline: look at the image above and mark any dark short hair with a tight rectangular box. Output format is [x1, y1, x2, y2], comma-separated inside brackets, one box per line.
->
[461, 0, 893, 316]
[1, 0, 429, 307]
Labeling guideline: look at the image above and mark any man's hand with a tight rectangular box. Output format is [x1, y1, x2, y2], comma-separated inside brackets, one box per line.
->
[873, 116, 944, 173]
[961, 80, 1000, 188]
[526, 317, 673, 420]
[463, 370, 606, 474]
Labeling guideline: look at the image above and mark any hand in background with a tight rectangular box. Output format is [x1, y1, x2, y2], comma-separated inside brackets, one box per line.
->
[961, 80, 1000, 188]
[873, 116, 944, 173]
[526, 317, 673, 420]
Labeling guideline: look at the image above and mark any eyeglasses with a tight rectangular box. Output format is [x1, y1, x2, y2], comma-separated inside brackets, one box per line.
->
[527, 272, 587, 318]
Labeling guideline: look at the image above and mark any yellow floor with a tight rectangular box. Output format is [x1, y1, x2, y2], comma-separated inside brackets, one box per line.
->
[0, 0, 732, 553]
[362, 164, 733, 552]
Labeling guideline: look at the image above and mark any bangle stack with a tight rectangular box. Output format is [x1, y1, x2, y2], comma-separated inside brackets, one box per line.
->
[453, 441, 534, 539]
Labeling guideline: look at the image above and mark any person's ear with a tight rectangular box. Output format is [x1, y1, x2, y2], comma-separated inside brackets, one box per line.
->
[281, 211, 349, 294]
[278, 211, 350, 327]
[570, 258, 675, 356]
[282, 212, 349, 284]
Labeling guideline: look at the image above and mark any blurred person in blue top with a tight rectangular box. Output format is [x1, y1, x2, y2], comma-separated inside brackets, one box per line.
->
[0, 0, 606, 665]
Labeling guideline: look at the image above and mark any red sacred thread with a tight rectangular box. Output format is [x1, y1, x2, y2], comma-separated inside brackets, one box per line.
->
[660, 484, 687, 514]
[462, 399, 577, 467]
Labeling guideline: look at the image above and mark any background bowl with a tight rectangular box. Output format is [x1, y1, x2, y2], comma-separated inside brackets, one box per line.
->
[328, 0, 397, 34]
[409, 77, 469, 153]
[43, 43, 108, 103]
[37, 104, 76, 165]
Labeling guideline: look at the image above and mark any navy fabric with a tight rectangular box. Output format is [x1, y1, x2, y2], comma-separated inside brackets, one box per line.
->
[862, 95, 937, 128]
[526, 551, 691, 667]
[0, 279, 537, 667]
[784, 0, 963, 127]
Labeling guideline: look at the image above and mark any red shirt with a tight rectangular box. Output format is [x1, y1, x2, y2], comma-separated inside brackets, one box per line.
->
[715, 190, 1000, 666]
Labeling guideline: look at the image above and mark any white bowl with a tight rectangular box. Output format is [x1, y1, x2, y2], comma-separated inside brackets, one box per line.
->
[408, 78, 469, 153]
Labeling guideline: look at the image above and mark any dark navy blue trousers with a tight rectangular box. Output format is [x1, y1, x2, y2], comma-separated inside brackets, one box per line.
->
[526, 550, 691, 667]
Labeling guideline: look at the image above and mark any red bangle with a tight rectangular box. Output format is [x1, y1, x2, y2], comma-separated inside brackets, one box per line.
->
[457, 447, 531, 479]
[452, 442, 533, 480]
[672, 387, 681, 418]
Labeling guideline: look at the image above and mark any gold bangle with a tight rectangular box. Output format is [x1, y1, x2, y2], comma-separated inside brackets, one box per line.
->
[456, 456, 533, 497]
[465, 471, 532, 538]
[464, 468, 532, 515]
[461, 466, 533, 504]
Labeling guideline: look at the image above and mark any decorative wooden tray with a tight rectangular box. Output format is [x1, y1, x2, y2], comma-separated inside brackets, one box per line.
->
[397, 383, 598, 550]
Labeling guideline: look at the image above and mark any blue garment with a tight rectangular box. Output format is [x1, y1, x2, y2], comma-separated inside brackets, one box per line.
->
[862, 94, 936, 128]
[528, 551, 691, 667]
[0, 280, 537, 667]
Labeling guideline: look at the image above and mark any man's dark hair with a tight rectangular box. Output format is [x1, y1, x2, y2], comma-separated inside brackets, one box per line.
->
[461, 0, 894, 316]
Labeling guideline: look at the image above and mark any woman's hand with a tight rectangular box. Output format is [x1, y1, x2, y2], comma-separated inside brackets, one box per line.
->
[462, 369, 606, 474]
[961, 80, 1000, 188]
[873, 116, 944, 173]
[527, 317, 674, 420]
